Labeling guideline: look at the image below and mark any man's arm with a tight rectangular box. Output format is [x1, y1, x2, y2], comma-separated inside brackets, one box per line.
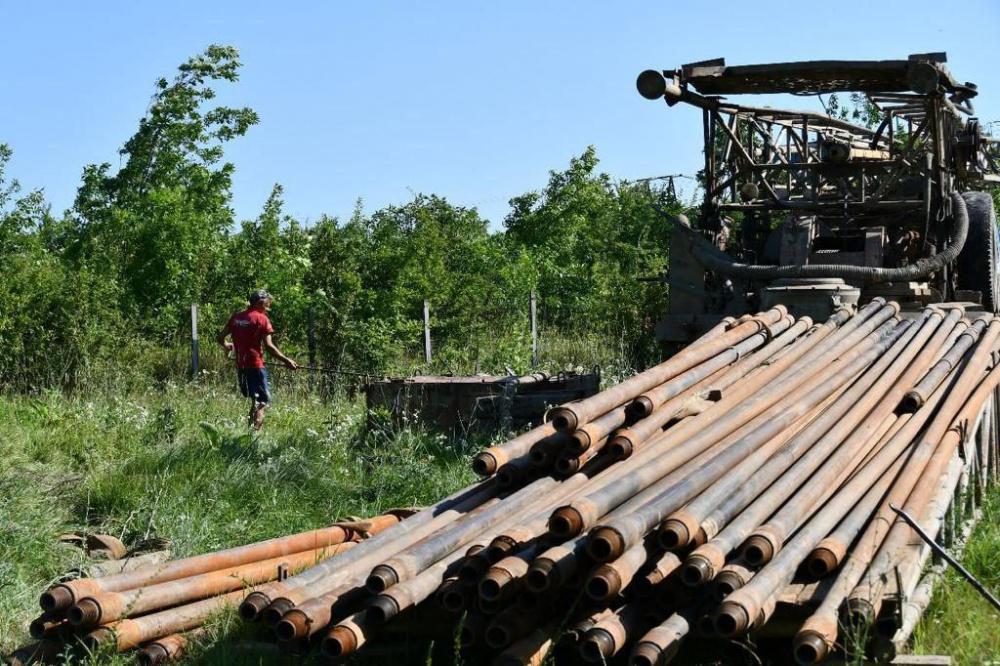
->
[264, 334, 298, 369]
[216, 326, 234, 352]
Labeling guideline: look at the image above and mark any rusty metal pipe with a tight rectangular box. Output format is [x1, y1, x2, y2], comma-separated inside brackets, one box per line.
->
[569, 405, 632, 454]
[630, 315, 794, 418]
[135, 629, 206, 666]
[479, 544, 539, 602]
[667, 310, 935, 552]
[579, 603, 647, 663]
[847, 320, 1000, 626]
[363, 546, 470, 628]
[494, 622, 558, 666]
[319, 609, 372, 659]
[40, 512, 400, 613]
[83, 588, 247, 651]
[794, 358, 977, 662]
[588, 316, 904, 563]
[691, 310, 955, 578]
[549, 307, 787, 432]
[485, 605, 544, 649]
[713, 374, 960, 639]
[740, 312, 958, 566]
[238, 477, 499, 621]
[69, 543, 353, 627]
[473, 423, 557, 476]
[586, 540, 650, 601]
[525, 534, 590, 593]
[634, 551, 682, 598]
[901, 317, 987, 411]
[629, 611, 691, 666]
[557, 303, 887, 541]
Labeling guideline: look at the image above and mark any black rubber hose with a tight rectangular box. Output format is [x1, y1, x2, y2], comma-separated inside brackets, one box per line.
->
[689, 192, 968, 283]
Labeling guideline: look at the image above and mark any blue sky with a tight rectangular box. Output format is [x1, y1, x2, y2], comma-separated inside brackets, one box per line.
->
[2, 1, 998, 228]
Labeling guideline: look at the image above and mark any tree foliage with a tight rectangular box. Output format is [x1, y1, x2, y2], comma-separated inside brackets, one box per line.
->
[1, 46, 681, 392]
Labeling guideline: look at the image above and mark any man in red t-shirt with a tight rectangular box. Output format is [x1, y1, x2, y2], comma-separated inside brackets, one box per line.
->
[217, 289, 298, 429]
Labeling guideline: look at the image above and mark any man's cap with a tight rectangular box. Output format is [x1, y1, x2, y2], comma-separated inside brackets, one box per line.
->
[249, 289, 272, 304]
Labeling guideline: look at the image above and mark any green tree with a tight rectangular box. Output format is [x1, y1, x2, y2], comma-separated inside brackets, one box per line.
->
[66, 45, 258, 339]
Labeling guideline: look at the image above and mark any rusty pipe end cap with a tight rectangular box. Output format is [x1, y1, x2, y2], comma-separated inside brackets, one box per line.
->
[322, 626, 359, 658]
[39, 586, 73, 612]
[275, 609, 311, 642]
[807, 540, 847, 578]
[742, 532, 778, 566]
[681, 555, 714, 587]
[714, 601, 752, 637]
[67, 598, 101, 627]
[570, 430, 592, 453]
[630, 641, 661, 666]
[793, 631, 831, 664]
[608, 435, 634, 460]
[472, 452, 498, 477]
[549, 506, 585, 538]
[366, 594, 401, 625]
[632, 396, 654, 418]
[843, 597, 876, 628]
[588, 527, 626, 562]
[366, 565, 399, 594]
[479, 569, 513, 600]
[549, 408, 578, 433]
[136, 644, 169, 666]
[262, 598, 295, 626]
[239, 592, 272, 621]
[484, 624, 512, 649]
[83, 628, 114, 650]
[585, 567, 622, 601]
[28, 618, 53, 640]
[659, 514, 698, 550]
[580, 629, 615, 663]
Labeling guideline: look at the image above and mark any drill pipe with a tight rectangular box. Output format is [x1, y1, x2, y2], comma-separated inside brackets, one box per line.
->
[847, 321, 1000, 625]
[555, 302, 887, 541]
[629, 611, 691, 666]
[525, 534, 591, 593]
[664, 311, 933, 550]
[794, 366, 978, 662]
[319, 609, 372, 658]
[634, 551, 683, 598]
[271, 497, 504, 636]
[368, 474, 582, 592]
[473, 423, 557, 476]
[740, 311, 959, 566]
[805, 417, 910, 578]
[630, 315, 793, 418]
[84, 589, 247, 651]
[69, 543, 353, 627]
[588, 317, 904, 562]
[579, 603, 648, 663]
[548, 307, 787, 432]
[713, 560, 756, 601]
[901, 317, 988, 411]
[569, 405, 632, 454]
[479, 544, 540, 603]
[238, 476, 499, 620]
[135, 629, 206, 666]
[685, 309, 955, 582]
[713, 363, 972, 639]
[612, 315, 819, 458]
[586, 539, 651, 601]
[363, 546, 470, 628]
[39, 512, 399, 613]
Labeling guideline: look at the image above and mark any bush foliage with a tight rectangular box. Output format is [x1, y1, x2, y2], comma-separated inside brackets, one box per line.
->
[0, 45, 680, 393]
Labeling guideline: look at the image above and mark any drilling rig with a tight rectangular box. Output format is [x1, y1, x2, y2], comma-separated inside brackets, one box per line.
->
[637, 53, 1000, 345]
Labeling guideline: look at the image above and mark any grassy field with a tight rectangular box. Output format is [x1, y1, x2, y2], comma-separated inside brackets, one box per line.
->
[0, 379, 479, 663]
[2, 379, 998, 664]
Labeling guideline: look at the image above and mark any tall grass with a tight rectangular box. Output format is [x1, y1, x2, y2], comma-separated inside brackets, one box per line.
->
[0, 381, 479, 662]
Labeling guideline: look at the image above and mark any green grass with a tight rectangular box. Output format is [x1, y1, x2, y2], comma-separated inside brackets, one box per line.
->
[0, 380, 479, 663]
[912, 486, 1000, 664]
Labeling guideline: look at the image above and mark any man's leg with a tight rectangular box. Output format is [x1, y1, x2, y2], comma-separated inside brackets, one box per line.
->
[250, 369, 271, 430]
[237, 369, 256, 427]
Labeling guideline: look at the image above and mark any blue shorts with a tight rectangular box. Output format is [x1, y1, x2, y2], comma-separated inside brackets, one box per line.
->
[237, 368, 271, 404]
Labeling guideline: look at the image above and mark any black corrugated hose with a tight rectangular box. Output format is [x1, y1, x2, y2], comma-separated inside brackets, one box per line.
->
[688, 192, 968, 283]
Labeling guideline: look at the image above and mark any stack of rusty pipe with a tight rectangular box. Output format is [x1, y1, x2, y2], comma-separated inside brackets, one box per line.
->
[13, 512, 406, 664]
[218, 300, 999, 665]
[15, 300, 999, 665]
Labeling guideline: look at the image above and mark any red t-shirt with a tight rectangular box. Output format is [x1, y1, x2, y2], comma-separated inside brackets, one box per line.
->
[227, 308, 275, 368]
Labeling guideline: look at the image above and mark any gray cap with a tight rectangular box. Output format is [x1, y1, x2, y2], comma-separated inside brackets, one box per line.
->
[249, 289, 272, 304]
